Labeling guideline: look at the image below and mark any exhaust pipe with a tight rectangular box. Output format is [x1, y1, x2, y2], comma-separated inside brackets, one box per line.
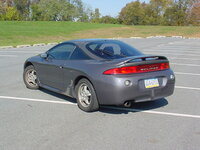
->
[124, 102, 132, 108]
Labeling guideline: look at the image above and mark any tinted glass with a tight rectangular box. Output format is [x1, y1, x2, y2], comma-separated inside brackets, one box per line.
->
[86, 40, 142, 59]
[48, 44, 76, 60]
[70, 47, 91, 60]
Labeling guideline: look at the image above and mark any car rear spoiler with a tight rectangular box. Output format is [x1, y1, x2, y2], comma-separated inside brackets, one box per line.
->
[116, 55, 169, 66]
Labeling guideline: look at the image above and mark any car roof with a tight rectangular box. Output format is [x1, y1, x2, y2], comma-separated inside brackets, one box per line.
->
[62, 39, 115, 44]
[59, 39, 118, 60]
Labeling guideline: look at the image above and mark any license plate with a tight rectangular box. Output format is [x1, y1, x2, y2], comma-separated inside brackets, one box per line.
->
[144, 78, 159, 88]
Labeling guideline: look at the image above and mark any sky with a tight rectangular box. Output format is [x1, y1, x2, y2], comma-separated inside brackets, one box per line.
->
[82, 0, 149, 17]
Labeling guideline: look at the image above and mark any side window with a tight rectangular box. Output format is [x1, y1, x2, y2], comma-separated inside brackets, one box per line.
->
[70, 47, 91, 60]
[48, 44, 76, 60]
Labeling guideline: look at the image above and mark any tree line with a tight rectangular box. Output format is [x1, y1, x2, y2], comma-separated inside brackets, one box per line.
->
[0, 0, 97, 21]
[0, 0, 199, 26]
[119, 0, 200, 26]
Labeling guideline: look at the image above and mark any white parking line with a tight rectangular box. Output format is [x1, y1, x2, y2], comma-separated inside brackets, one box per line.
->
[0, 54, 17, 57]
[0, 95, 200, 119]
[171, 63, 200, 67]
[103, 106, 200, 119]
[175, 72, 200, 76]
[157, 46, 200, 48]
[0, 96, 76, 105]
[0, 51, 41, 53]
[175, 86, 200, 91]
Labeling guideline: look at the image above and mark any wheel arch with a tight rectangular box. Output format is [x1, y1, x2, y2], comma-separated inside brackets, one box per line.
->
[24, 61, 34, 69]
[72, 75, 94, 98]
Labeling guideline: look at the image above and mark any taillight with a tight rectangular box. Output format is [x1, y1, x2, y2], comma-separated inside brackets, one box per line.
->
[103, 63, 170, 75]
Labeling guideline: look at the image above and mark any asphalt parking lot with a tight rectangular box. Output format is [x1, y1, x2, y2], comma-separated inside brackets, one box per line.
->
[0, 37, 200, 150]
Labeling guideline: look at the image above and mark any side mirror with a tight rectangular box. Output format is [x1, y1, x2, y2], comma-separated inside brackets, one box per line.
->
[40, 53, 48, 59]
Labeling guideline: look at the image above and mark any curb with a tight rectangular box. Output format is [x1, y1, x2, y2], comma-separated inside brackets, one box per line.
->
[130, 37, 143, 39]
[0, 46, 14, 49]
[33, 43, 46, 46]
[16, 45, 31, 48]
[171, 36, 183, 38]
[0, 42, 58, 50]
[47, 42, 58, 45]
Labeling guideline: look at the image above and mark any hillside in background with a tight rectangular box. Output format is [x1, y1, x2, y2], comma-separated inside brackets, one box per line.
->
[0, 21, 200, 46]
[0, 0, 200, 26]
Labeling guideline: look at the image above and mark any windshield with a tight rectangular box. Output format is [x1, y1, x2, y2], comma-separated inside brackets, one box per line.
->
[86, 40, 143, 59]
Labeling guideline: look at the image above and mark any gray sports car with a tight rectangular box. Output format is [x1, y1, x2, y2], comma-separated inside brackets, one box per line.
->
[23, 39, 175, 112]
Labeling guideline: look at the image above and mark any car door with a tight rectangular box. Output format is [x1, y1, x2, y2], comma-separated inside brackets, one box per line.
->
[37, 43, 76, 91]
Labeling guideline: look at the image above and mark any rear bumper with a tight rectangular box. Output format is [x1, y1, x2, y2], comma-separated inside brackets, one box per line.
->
[94, 69, 175, 105]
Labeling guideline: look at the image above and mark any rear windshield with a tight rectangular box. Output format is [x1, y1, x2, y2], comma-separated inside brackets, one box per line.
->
[86, 40, 142, 59]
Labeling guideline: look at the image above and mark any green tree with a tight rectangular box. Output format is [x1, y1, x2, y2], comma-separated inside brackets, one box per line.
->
[28, 0, 93, 21]
[36, 0, 76, 21]
[163, 5, 179, 25]
[0, 5, 20, 20]
[99, 15, 119, 24]
[142, 2, 157, 25]
[163, 0, 190, 26]
[91, 8, 101, 23]
[119, 1, 145, 25]
[4, 6, 20, 20]
[77, 7, 92, 22]
[94, 8, 100, 18]
[14, 0, 30, 20]
[147, 0, 173, 25]
[31, 2, 41, 20]
[0, 1, 6, 20]
[70, 0, 92, 22]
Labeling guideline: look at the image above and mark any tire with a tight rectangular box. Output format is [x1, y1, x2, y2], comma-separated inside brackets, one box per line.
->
[23, 65, 39, 90]
[75, 78, 99, 112]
